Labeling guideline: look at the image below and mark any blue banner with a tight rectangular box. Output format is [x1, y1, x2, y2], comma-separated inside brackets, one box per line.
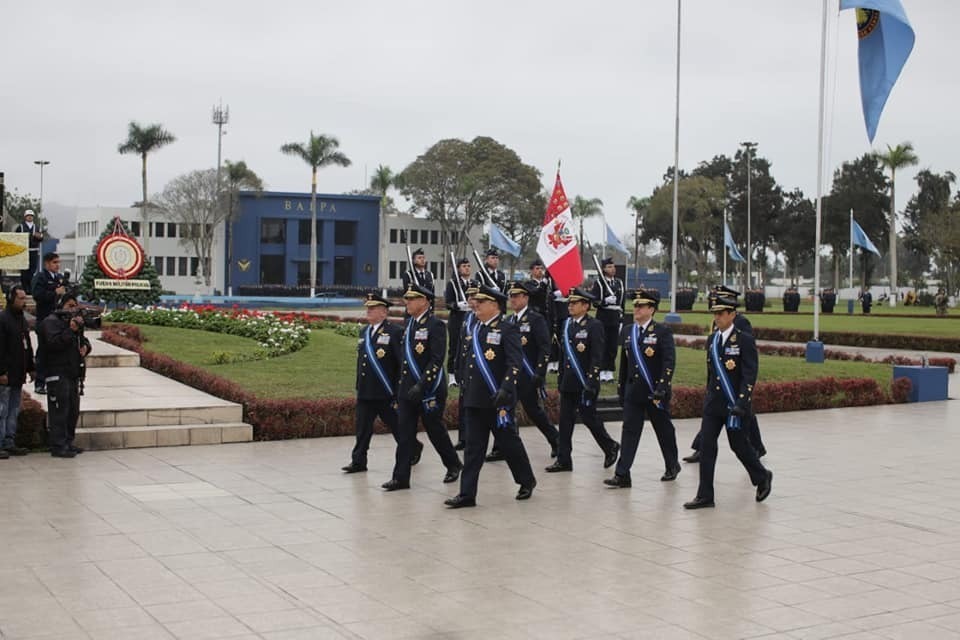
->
[605, 221, 628, 255]
[490, 224, 521, 257]
[724, 220, 745, 262]
[852, 218, 881, 256]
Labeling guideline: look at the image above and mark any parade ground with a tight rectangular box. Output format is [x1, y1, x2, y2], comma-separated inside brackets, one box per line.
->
[0, 374, 957, 639]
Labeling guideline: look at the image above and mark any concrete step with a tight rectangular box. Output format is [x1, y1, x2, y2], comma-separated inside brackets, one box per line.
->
[79, 403, 244, 429]
[74, 422, 253, 450]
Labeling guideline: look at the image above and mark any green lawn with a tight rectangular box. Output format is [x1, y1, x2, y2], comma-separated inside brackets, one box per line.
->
[132, 324, 895, 399]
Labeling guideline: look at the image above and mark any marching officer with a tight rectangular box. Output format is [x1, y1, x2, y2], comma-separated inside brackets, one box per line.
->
[342, 293, 423, 473]
[401, 248, 435, 293]
[445, 285, 537, 508]
[444, 258, 472, 386]
[605, 289, 680, 488]
[383, 284, 462, 491]
[684, 290, 772, 509]
[454, 282, 480, 450]
[590, 257, 624, 383]
[545, 287, 619, 473]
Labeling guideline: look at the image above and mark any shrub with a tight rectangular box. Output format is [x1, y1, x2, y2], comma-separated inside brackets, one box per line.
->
[15, 392, 48, 450]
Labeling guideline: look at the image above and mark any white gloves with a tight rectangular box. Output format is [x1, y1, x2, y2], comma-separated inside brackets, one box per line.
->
[604, 295, 617, 305]
[457, 301, 469, 311]
[553, 290, 565, 301]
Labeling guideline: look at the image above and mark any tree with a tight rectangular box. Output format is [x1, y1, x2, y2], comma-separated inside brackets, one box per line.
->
[79, 218, 161, 306]
[875, 142, 919, 305]
[2, 189, 44, 231]
[627, 196, 652, 274]
[223, 160, 263, 293]
[904, 170, 960, 294]
[570, 196, 603, 260]
[370, 165, 394, 203]
[117, 122, 176, 254]
[280, 132, 351, 297]
[777, 189, 816, 284]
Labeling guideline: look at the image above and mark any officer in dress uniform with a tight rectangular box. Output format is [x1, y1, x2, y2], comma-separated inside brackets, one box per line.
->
[14, 210, 44, 291]
[683, 290, 773, 509]
[546, 268, 568, 372]
[401, 248, 435, 293]
[590, 257, 625, 383]
[382, 284, 462, 491]
[444, 285, 537, 508]
[684, 285, 767, 463]
[444, 258, 472, 387]
[528, 260, 553, 319]
[453, 281, 480, 451]
[605, 289, 681, 487]
[545, 287, 620, 473]
[342, 293, 424, 473]
[482, 248, 507, 293]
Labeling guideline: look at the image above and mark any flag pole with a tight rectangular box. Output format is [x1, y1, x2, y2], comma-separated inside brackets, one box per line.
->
[849, 209, 854, 294]
[806, 0, 829, 363]
[665, 0, 682, 323]
[723, 211, 728, 287]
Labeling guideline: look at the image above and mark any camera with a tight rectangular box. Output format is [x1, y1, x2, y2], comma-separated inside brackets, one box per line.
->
[57, 270, 102, 329]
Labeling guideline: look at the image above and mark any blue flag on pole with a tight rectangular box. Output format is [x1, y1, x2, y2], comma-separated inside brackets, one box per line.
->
[724, 220, 745, 262]
[605, 221, 628, 254]
[851, 218, 881, 255]
[839, 0, 915, 143]
[489, 224, 521, 257]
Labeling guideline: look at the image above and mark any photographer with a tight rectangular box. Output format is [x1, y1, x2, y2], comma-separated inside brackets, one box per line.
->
[31, 252, 65, 395]
[38, 292, 90, 458]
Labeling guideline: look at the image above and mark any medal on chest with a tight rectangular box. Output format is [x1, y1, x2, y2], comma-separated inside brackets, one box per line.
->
[376, 348, 386, 358]
[484, 348, 496, 361]
[415, 342, 425, 354]
[576, 342, 586, 353]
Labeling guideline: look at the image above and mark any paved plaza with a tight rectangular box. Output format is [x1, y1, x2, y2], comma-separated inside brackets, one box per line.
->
[1, 374, 958, 640]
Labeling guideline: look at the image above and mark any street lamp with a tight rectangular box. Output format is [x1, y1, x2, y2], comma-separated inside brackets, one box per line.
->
[212, 102, 229, 294]
[33, 160, 50, 216]
[740, 142, 756, 290]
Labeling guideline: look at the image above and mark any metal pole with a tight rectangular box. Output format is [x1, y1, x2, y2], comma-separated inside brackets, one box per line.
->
[809, 0, 828, 355]
[666, 0, 682, 322]
[723, 210, 728, 286]
[849, 209, 854, 294]
[212, 103, 229, 295]
[33, 160, 50, 274]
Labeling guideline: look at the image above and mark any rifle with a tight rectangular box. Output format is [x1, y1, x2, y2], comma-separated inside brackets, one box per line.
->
[449, 252, 465, 304]
[592, 254, 615, 299]
[405, 244, 416, 284]
[471, 247, 498, 290]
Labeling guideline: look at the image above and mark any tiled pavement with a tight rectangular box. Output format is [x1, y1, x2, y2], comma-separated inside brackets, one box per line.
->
[1, 374, 957, 639]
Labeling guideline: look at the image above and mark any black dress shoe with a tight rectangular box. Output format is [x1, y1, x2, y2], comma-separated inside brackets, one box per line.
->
[341, 462, 367, 473]
[516, 480, 537, 500]
[683, 497, 715, 510]
[757, 447, 768, 458]
[410, 440, 424, 466]
[485, 449, 505, 462]
[50, 449, 77, 459]
[603, 474, 631, 488]
[682, 451, 701, 463]
[660, 466, 681, 482]
[544, 461, 572, 473]
[69, 446, 84, 454]
[443, 465, 462, 483]
[6, 447, 29, 456]
[603, 443, 620, 469]
[0, 450, 8, 460]
[756, 470, 773, 502]
[444, 495, 476, 508]
[381, 479, 410, 491]
[454, 441, 466, 451]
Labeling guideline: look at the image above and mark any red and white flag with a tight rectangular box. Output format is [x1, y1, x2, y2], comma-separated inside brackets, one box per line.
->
[536, 171, 583, 294]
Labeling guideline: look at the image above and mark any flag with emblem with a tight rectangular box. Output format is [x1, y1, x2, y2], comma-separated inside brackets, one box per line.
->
[536, 171, 583, 293]
[839, 0, 915, 143]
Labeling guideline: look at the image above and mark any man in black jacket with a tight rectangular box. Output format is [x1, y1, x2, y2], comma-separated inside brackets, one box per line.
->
[39, 293, 91, 458]
[444, 258, 472, 386]
[14, 210, 43, 290]
[606, 289, 680, 488]
[445, 285, 536, 508]
[30, 252, 65, 395]
[0, 285, 35, 457]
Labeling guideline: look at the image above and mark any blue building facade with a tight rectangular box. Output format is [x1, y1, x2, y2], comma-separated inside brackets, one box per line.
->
[227, 191, 381, 290]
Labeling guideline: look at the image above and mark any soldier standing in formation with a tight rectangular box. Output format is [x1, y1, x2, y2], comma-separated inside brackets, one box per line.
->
[546, 287, 619, 473]
[445, 285, 537, 508]
[444, 258, 472, 387]
[383, 284, 462, 491]
[401, 248, 435, 293]
[590, 257, 624, 383]
[482, 248, 507, 292]
[684, 290, 772, 509]
[606, 289, 681, 488]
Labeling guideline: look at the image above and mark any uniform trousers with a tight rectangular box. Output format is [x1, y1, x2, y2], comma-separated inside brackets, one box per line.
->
[616, 397, 679, 478]
[460, 407, 535, 498]
[598, 320, 619, 371]
[393, 398, 460, 484]
[517, 384, 558, 448]
[691, 414, 766, 456]
[47, 376, 80, 452]
[351, 399, 397, 467]
[695, 413, 769, 502]
[557, 391, 617, 467]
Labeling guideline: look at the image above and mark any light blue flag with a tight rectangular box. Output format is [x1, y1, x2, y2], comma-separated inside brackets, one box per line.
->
[605, 221, 628, 254]
[839, 0, 915, 143]
[724, 220, 745, 262]
[851, 218, 881, 255]
[489, 224, 521, 257]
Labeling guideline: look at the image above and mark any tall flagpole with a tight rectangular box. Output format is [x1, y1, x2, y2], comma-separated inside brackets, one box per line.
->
[723, 211, 728, 287]
[665, 0, 682, 323]
[849, 209, 854, 294]
[806, 0, 829, 363]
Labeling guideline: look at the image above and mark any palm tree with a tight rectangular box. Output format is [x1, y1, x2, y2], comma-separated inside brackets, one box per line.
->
[369, 164, 394, 206]
[627, 196, 651, 275]
[280, 132, 351, 297]
[117, 122, 176, 253]
[876, 142, 918, 306]
[223, 160, 264, 294]
[571, 195, 604, 259]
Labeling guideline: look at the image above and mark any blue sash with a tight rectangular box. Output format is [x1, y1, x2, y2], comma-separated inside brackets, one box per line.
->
[404, 318, 443, 413]
[563, 317, 592, 407]
[471, 320, 513, 429]
[364, 326, 393, 397]
[630, 323, 665, 411]
[710, 331, 741, 430]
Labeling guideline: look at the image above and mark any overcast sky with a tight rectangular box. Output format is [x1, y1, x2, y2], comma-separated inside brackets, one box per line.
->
[2, 1, 955, 242]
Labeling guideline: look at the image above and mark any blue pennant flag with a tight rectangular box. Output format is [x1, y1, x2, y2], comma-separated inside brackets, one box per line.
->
[852, 218, 881, 256]
[605, 221, 628, 254]
[839, 0, 915, 143]
[489, 224, 521, 257]
[724, 220, 745, 262]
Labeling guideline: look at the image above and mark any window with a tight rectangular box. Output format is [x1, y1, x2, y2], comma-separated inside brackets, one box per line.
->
[190, 257, 199, 276]
[260, 218, 285, 244]
[334, 221, 357, 245]
[334, 256, 353, 285]
[178, 257, 188, 276]
[166, 257, 175, 275]
[389, 229, 397, 244]
[154, 256, 163, 275]
[410, 230, 418, 244]
[400, 230, 407, 244]
[431, 230, 439, 245]
[296, 261, 323, 286]
[154, 222, 165, 238]
[167, 223, 177, 238]
[389, 261, 397, 279]
[298, 219, 323, 245]
[129, 221, 141, 236]
[260, 255, 285, 284]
